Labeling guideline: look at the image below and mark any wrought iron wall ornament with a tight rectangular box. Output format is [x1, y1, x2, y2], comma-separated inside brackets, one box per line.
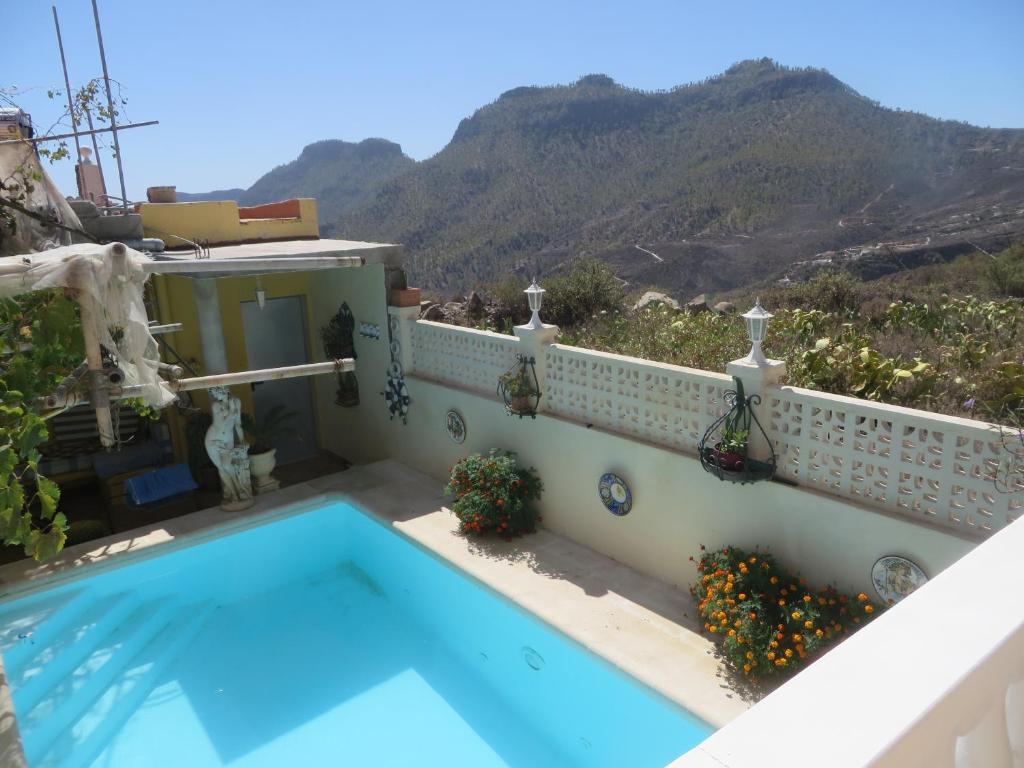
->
[381, 313, 410, 424]
[497, 355, 541, 419]
[321, 302, 359, 407]
[698, 377, 776, 484]
[446, 409, 466, 443]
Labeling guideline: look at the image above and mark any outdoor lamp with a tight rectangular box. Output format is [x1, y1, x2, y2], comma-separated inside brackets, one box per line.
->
[524, 279, 546, 329]
[742, 298, 773, 366]
[255, 277, 267, 310]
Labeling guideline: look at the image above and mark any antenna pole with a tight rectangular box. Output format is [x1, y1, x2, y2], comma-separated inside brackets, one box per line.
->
[90, 0, 129, 212]
[51, 7, 83, 174]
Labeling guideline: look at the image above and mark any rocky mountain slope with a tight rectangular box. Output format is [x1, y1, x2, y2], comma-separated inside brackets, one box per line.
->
[336, 59, 1024, 295]
[178, 138, 415, 227]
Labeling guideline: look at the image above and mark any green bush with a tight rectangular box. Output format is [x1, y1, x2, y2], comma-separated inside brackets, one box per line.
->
[540, 259, 625, 328]
[770, 269, 864, 314]
[445, 451, 543, 536]
[983, 242, 1024, 297]
[693, 546, 881, 681]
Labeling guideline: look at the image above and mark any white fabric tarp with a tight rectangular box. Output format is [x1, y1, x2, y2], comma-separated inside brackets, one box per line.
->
[0, 244, 175, 408]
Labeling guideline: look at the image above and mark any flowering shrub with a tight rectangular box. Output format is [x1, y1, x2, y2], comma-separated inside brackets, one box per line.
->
[445, 451, 543, 536]
[693, 546, 881, 680]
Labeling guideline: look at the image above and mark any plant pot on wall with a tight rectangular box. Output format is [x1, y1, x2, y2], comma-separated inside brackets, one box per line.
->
[710, 443, 744, 472]
[249, 448, 280, 494]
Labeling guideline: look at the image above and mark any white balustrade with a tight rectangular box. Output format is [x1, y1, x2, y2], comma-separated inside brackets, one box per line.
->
[404, 322, 1023, 539]
[409, 320, 521, 395]
[769, 385, 1024, 536]
[543, 344, 733, 452]
[672, 515, 1024, 768]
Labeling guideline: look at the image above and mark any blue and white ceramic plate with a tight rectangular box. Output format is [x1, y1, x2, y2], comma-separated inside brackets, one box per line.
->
[598, 472, 632, 516]
[871, 555, 926, 605]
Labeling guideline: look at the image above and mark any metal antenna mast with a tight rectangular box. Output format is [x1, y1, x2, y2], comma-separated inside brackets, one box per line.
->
[51, 6, 82, 170]
[90, 0, 129, 211]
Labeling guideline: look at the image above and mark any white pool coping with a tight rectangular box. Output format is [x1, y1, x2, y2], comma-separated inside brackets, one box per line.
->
[0, 459, 749, 765]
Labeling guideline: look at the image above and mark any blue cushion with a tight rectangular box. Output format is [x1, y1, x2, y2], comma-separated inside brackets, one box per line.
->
[125, 464, 198, 506]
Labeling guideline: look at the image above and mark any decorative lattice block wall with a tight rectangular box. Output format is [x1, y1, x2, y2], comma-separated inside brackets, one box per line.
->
[770, 386, 1024, 536]
[544, 344, 732, 453]
[410, 321, 521, 394]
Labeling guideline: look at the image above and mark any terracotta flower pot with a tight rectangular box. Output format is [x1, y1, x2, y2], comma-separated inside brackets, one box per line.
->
[509, 394, 533, 414]
[711, 443, 745, 472]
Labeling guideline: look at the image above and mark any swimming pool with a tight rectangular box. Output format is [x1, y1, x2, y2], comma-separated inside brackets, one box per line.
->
[0, 500, 711, 767]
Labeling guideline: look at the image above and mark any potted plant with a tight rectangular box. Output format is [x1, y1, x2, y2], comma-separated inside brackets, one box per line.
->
[445, 451, 544, 536]
[712, 426, 748, 472]
[497, 357, 541, 417]
[243, 405, 298, 494]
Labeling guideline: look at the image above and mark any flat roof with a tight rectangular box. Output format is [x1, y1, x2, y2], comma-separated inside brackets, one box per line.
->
[154, 237, 403, 265]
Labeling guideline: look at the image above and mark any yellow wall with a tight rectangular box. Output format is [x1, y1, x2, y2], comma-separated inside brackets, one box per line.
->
[153, 270, 324, 459]
[139, 199, 318, 246]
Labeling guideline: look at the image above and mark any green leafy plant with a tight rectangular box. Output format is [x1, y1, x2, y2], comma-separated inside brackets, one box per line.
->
[445, 451, 543, 536]
[693, 545, 881, 681]
[717, 427, 748, 455]
[243, 405, 299, 454]
[0, 290, 85, 559]
[497, 367, 536, 399]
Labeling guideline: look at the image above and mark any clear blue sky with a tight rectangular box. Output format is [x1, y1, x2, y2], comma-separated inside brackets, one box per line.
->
[7, 0, 1024, 200]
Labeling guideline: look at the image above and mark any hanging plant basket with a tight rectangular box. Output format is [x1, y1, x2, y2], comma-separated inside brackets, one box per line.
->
[698, 378, 775, 484]
[321, 302, 359, 407]
[498, 355, 541, 418]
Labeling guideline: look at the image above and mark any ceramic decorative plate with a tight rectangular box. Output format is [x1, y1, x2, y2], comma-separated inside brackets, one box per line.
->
[445, 409, 466, 444]
[598, 472, 632, 516]
[871, 555, 927, 605]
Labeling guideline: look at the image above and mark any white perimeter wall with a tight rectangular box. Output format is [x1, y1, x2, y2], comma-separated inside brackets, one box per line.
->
[309, 267, 974, 596]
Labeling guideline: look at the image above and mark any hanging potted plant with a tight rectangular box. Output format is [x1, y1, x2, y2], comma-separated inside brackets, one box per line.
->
[711, 427, 748, 472]
[497, 355, 541, 418]
[698, 378, 775, 484]
[243, 405, 298, 493]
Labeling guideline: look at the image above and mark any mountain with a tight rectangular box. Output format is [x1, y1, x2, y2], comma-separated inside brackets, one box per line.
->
[333, 59, 1024, 296]
[178, 138, 415, 227]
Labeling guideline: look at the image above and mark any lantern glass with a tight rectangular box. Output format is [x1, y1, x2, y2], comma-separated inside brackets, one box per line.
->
[525, 280, 545, 312]
[742, 299, 772, 343]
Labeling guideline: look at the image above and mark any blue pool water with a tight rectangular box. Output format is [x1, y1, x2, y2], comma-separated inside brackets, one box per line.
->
[0, 501, 710, 767]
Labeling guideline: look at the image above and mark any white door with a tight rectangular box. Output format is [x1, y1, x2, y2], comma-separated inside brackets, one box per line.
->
[241, 295, 318, 464]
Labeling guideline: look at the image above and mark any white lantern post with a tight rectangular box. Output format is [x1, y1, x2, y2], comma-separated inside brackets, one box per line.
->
[741, 298, 773, 366]
[727, 298, 785, 464]
[524, 280, 546, 330]
[514, 279, 558, 415]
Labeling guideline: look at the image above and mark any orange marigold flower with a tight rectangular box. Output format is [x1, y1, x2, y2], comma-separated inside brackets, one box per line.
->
[803, 595, 812, 603]
[804, 620, 813, 629]
[737, 593, 746, 601]
[790, 611, 802, 620]
[857, 592, 868, 602]
[767, 652, 776, 661]
[743, 663, 752, 674]
[864, 605, 875, 614]
[784, 649, 793, 658]
[769, 576, 779, 585]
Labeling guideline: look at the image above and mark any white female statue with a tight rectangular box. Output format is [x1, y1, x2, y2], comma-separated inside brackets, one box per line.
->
[205, 386, 254, 511]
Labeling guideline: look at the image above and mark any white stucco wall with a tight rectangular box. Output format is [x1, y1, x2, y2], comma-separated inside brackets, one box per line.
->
[306, 269, 974, 596]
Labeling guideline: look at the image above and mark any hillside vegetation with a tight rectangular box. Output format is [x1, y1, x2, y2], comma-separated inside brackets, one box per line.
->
[468, 245, 1024, 422]
[340, 59, 1024, 294]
